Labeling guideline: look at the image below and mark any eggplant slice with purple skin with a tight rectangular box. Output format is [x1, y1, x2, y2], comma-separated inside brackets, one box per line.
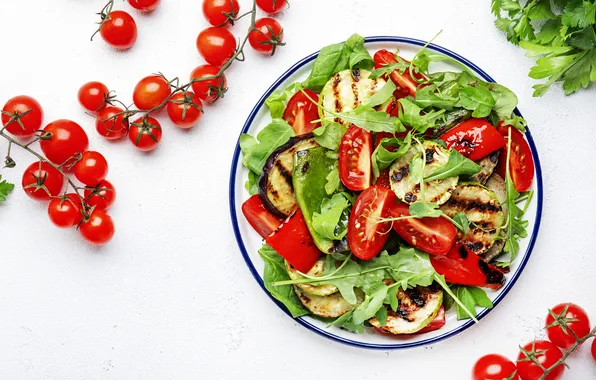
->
[258, 134, 319, 218]
[470, 150, 500, 185]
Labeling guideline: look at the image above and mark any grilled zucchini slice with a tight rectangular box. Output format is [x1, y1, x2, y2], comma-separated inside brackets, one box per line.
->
[470, 150, 500, 185]
[320, 69, 386, 125]
[482, 173, 506, 262]
[285, 258, 338, 296]
[440, 183, 505, 255]
[294, 286, 363, 318]
[389, 141, 459, 205]
[258, 134, 319, 218]
[369, 286, 443, 334]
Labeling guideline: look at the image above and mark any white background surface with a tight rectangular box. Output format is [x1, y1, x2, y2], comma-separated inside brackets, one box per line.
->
[0, 0, 595, 379]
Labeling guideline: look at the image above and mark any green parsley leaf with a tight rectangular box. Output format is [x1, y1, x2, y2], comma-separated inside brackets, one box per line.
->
[0, 175, 15, 203]
[424, 149, 481, 182]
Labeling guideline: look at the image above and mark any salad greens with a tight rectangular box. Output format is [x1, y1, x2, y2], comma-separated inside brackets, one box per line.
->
[0, 175, 15, 203]
[240, 118, 294, 174]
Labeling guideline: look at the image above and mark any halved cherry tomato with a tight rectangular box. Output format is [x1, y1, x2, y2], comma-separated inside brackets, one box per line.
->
[48, 194, 83, 228]
[348, 186, 395, 260]
[473, 354, 519, 380]
[374, 50, 423, 99]
[1, 95, 43, 137]
[282, 90, 320, 135]
[439, 118, 506, 161]
[375, 169, 391, 189]
[430, 244, 505, 290]
[22, 161, 64, 201]
[339, 125, 372, 191]
[388, 203, 456, 255]
[242, 195, 282, 238]
[265, 209, 320, 273]
[190, 64, 227, 103]
[517, 340, 564, 380]
[545, 303, 591, 350]
[496, 124, 535, 192]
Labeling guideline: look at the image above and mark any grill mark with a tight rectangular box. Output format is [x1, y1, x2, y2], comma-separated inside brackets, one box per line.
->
[429, 187, 454, 203]
[490, 150, 500, 163]
[478, 260, 505, 286]
[425, 149, 435, 164]
[404, 192, 417, 203]
[351, 81, 359, 110]
[459, 246, 468, 259]
[352, 69, 361, 82]
[446, 197, 501, 213]
[391, 166, 409, 182]
[332, 73, 342, 114]
[275, 159, 294, 186]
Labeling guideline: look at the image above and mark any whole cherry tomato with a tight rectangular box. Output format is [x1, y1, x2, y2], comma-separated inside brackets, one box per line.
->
[545, 303, 591, 350]
[1, 95, 43, 137]
[40, 120, 89, 167]
[96, 106, 129, 140]
[202, 0, 240, 26]
[196, 27, 237, 66]
[84, 180, 116, 211]
[256, 0, 286, 14]
[78, 82, 110, 113]
[129, 116, 162, 151]
[99, 10, 138, 50]
[48, 193, 83, 228]
[79, 208, 115, 245]
[74, 151, 109, 186]
[190, 64, 227, 103]
[133, 75, 172, 111]
[167, 92, 203, 129]
[22, 161, 64, 201]
[517, 340, 564, 380]
[128, 0, 160, 12]
[249, 18, 284, 56]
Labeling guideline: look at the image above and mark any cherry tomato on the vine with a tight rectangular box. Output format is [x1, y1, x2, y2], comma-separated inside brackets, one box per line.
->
[40, 120, 89, 167]
[22, 162, 64, 201]
[591, 338, 596, 362]
[96, 106, 129, 140]
[190, 64, 227, 103]
[1, 95, 43, 137]
[249, 18, 284, 56]
[79, 208, 115, 245]
[473, 354, 518, 380]
[256, 0, 286, 14]
[545, 303, 591, 350]
[517, 340, 564, 380]
[128, 0, 160, 12]
[48, 193, 83, 228]
[129, 116, 162, 152]
[133, 75, 172, 111]
[196, 27, 237, 66]
[99, 10, 138, 50]
[202, 0, 240, 26]
[84, 180, 116, 211]
[167, 92, 203, 129]
[78, 82, 110, 113]
[74, 151, 109, 186]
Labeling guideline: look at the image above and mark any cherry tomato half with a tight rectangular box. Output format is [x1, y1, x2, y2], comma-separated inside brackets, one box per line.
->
[40, 120, 89, 167]
[128, 0, 160, 12]
[282, 89, 320, 135]
[190, 64, 228, 103]
[256, 0, 286, 14]
[473, 354, 518, 380]
[84, 180, 116, 211]
[129, 116, 162, 152]
[545, 303, 591, 350]
[496, 124, 535, 192]
[100, 10, 137, 50]
[439, 118, 506, 161]
[348, 186, 396, 260]
[242, 194, 282, 238]
[78, 82, 110, 113]
[48, 193, 83, 228]
[374, 49, 423, 99]
[166, 92, 203, 129]
[202, 0, 240, 26]
[249, 18, 284, 56]
[79, 208, 115, 245]
[96, 106, 129, 140]
[196, 27, 237, 66]
[74, 151, 109, 186]
[517, 340, 564, 380]
[1, 95, 43, 137]
[133, 75, 172, 111]
[339, 125, 372, 191]
[22, 161, 64, 201]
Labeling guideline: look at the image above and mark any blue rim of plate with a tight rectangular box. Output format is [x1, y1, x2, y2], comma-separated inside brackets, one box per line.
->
[229, 36, 543, 350]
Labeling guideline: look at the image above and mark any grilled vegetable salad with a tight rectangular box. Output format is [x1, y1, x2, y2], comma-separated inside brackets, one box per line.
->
[240, 34, 535, 335]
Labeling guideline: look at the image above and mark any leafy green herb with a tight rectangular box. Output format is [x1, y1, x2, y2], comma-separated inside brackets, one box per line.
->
[362, 81, 396, 108]
[458, 86, 497, 118]
[453, 286, 494, 320]
[371, 132, 412, 179]
[264, 82, 303, 118]
[409, 201, 442, 218]
[413, 85, 458, 109]
[245, 170, 259, 195]
[397, 98, 446, 133]
[452, 211, 470, 234]
[432, 274, 478, 322]
[329, 310, 365, 333]
[325, 107, 405, 134]
[344, 33, 375, 71]
[258, 245, 310, 318]
[0, 176, 15, 203]
[239, 119, 294, 174]
[325, 164, 341, 195]
[313, 122, 347, 151]
[312, 193, 351, 240]
[424, 149, 481, 182]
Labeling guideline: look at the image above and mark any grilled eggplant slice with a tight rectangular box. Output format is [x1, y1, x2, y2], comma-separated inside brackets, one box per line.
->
[286, 258, 338, 296]
[440, 183, 505, 255]
[320, 69, 386, 125]
[389, 141, 459, 205]
[294, 286, 363, 318]
[258, 134, 319, 218]
[369, 286, 443, 334]
[469, 150, 500, 185]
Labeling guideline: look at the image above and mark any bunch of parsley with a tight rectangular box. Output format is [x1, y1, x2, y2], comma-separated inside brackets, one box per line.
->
[492, 0, 596, 95]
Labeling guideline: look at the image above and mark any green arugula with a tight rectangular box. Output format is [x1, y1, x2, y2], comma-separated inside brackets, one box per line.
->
[453, 286, 494, 320]
[325, 107, 405, 133]
[424, 149, 482, 182]
[324, 163, 341, 195]
[245, 170, 259, 195]
[239, 118, 294, 174]
[312, 122, 347, 151]
[458, 86, 497, 118]
[312, 193, 352, 240]
[264, 82, 303, 118]
[397, 98, 446, 133]
[371, 132, 412, 179]
[0, 176, 15, 203]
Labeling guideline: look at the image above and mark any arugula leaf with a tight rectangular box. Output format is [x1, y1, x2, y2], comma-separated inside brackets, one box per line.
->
[264, 82, 303, 118]
[452, 211, 470, 235]
[326, 107, 405, 134]
[371, 133, 411, 179]
[344, 33, 375, 70]
[325, 164, 341, 195]
[459, 86, 497, 118]
[453, 286, 494, 320]
[413, 85, 458, 109]
[245, 170, 259, 195]
[0, 176, 15, 203]
[424, 149, 481, 182]
[397, 98, 445, 133]
[312, 193, 351, 240]
[433, 274, 478, 322]
[239, 119, 295, 174]
[258, 245, 310, 318]
[352, 284, 388, 325]
[329, 310, 365, 333]
[409, 201, 442, 218]
[313, 122, 347, 151]
[363, 81, 396, 108]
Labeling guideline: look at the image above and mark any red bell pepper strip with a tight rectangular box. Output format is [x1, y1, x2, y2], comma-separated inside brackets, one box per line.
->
[439, 118, 506, 162]
[265, 209, 321, 273]
[241, 195, 282, 239]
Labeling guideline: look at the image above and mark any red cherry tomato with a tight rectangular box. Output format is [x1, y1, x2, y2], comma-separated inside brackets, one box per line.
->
[40, 120, 89, 167]
[282, 90, 320, 135]
[128, 0, 160, 12]
[196, 27, 237, 66]
[388, 203, 456, 255]
[99, 11, 137, 50]
[96, 106, 129, 140]
[166, 92, 203, 129]
[591, 338, 596, 362]
[79, 208, 115, 245]
[21, 161, 64, 201]
[339, 125, 372, 191]
[545, 303, 591, 350]
[256, 0, 286, 14]
[496, 124, 535, 192]
[190, 64, 227, 103]
[74, 151, 109, 186]
[249, 18, 284, 56]
[133, 75, 172, 111]
[242, 195, 282, 238]
[202, 0, 240, 26]
[439, 118, 506, 161]
[1, 95, 43, 137]
[129, 116, 162, 152]
[374, 50, 423, 99]
[48, 194, 83, 228]
[78, 82, 110, 113]
[517, 340, 564, 380]
[473, 354, 519, 380]
[84, 180, 116, 211]
[348, 186, 395, 260]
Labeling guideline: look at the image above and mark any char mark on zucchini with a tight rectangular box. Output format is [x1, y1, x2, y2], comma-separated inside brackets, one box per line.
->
[470, 150, 500, 185]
